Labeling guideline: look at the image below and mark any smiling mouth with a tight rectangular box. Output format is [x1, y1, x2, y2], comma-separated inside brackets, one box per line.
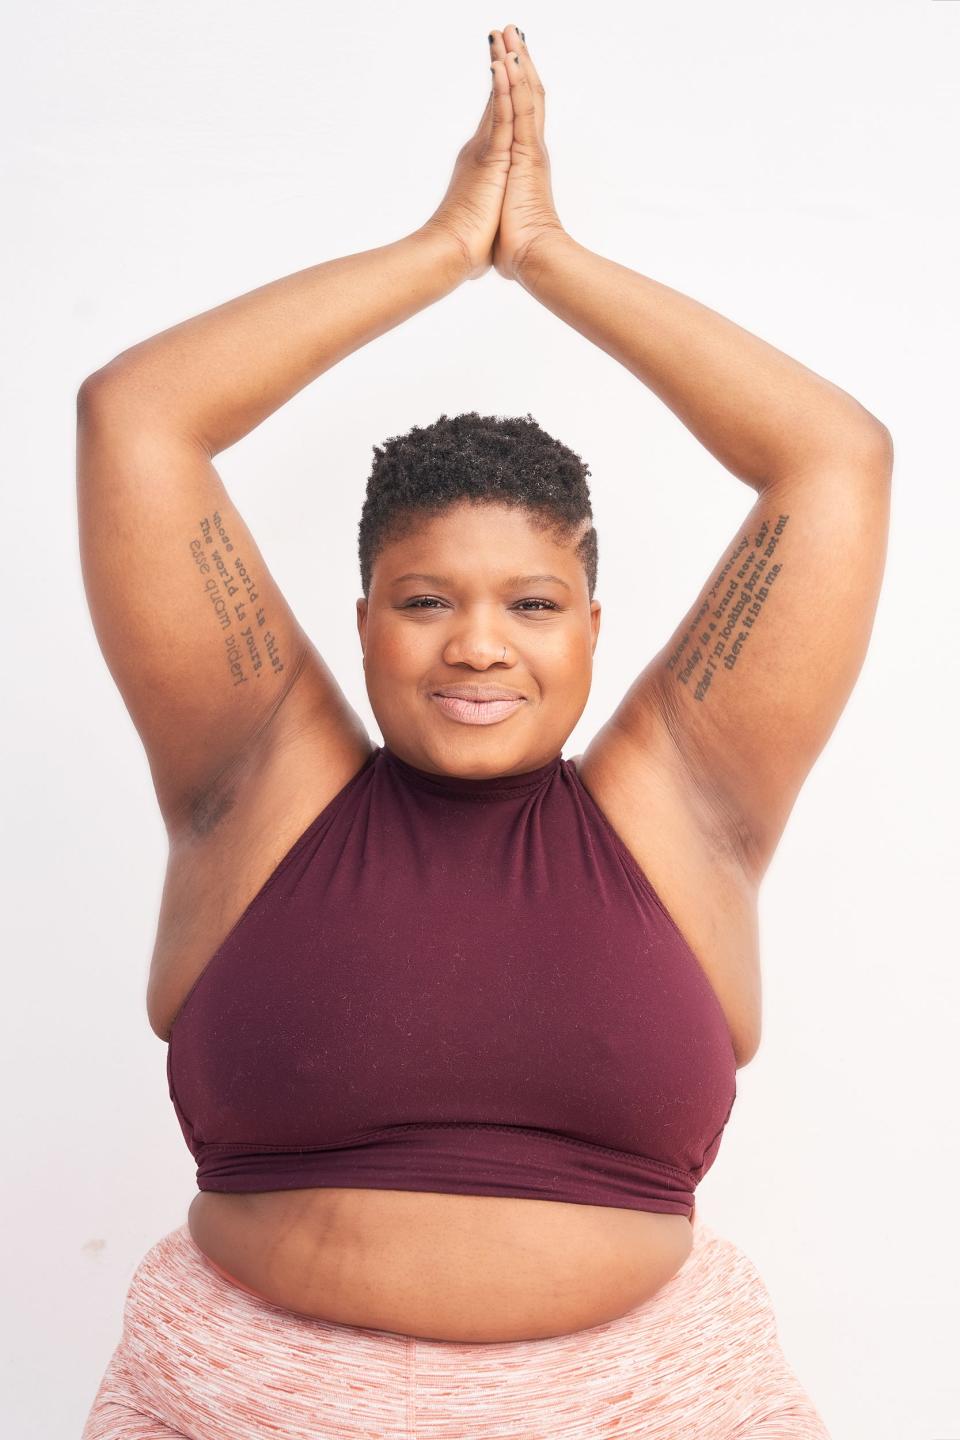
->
[431, 694, 526, 726]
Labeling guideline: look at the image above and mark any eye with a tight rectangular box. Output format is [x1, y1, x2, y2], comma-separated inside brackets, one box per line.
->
[402, 596, 559, 613]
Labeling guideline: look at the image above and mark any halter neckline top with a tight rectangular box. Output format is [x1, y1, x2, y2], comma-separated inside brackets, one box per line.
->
[167, 743, 737, 1215]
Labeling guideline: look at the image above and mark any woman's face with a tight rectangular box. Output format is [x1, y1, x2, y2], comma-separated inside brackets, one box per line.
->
[357, 502, 601, 777]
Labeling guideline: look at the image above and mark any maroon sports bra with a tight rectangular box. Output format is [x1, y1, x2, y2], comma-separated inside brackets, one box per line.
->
[166, 743, 737, 1217]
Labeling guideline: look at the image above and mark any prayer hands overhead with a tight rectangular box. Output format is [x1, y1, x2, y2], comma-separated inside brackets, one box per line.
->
[422, 24, 566, 283]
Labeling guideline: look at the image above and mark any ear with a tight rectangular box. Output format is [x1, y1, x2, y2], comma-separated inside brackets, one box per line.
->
[590, 599, 601, 653]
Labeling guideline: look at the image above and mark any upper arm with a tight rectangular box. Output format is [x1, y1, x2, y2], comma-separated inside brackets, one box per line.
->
[599, 427, 893, 882]
[76, 372, 368, 833]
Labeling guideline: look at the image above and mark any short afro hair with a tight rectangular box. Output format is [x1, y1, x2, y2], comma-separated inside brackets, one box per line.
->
[357, 411, 598, 600]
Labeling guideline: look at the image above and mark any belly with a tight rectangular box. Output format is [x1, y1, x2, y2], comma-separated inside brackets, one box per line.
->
[187, 1188, 694, 1342]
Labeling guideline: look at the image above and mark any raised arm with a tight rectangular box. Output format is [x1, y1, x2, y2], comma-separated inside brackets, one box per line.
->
[522, 232, 892, 883]
[77, 52, 516, 834]
[77, 232, 469, 835]
[494, 28, 892, 882]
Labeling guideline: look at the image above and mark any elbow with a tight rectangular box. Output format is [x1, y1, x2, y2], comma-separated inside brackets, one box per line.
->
[76, 367, 121, 420]
[76, 372, 101, 417]
[76, 364, 206, 453]
[77, 355, 149, 420]
[850, 407, 895, 478]
[769, 414, 894, 495]
[76, 365, 175, 447]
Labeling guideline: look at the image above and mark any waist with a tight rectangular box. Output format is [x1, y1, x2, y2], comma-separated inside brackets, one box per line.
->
[187, 1186, 696, 1342]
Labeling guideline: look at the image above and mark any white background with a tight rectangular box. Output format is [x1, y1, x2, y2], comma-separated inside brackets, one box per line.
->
[3, 1, 957, 1436]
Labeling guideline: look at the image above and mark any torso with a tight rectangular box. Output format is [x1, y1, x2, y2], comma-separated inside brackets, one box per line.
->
[147, 714, 761, 1343]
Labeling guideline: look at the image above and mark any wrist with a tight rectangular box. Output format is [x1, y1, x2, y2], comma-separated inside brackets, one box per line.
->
[514, 226, 577, 290]
[412, 223, 473, 291]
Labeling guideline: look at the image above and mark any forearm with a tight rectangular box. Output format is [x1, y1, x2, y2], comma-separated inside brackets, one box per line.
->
[81, 228, 466, 456]
[516, 233, 889, 489]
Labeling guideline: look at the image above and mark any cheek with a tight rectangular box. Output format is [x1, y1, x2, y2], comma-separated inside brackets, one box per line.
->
[550, 638, 594, 693]
[389, 630, 435, 667]
[368, 630, 434, 687]
[539, 630, 590, 668]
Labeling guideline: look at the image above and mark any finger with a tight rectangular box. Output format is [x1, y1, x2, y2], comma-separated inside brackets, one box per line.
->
[474, 30, 504, 134]
[501, 24, 544, 138]
[472, 52, 500, 136]
[488, 28, 505, 62]
[488, 58, 513, 151]
[503, 36, 538, 151]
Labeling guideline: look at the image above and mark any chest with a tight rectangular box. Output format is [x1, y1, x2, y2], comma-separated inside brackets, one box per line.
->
[149, 756, 760, 1067]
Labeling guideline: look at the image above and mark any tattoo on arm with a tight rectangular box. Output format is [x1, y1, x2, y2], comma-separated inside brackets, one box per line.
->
[187, 509, 287, 689]
[663, 513, 791, 704]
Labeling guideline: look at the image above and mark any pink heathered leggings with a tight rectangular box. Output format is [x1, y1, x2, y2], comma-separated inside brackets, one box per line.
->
[82, 1211, 831, 1438]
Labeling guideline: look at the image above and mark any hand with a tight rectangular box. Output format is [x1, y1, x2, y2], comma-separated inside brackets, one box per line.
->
[491, 25, 567, 282]
[420, 42, 514, 282]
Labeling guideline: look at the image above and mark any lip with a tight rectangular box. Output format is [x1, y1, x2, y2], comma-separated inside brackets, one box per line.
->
[432, 685, 526, 701]
[431, 694, 526, 726]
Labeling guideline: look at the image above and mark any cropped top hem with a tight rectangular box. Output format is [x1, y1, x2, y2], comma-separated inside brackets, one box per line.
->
[188, 1122, 699, 1216]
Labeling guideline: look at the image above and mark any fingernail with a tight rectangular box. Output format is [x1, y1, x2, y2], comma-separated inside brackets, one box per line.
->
[488, 33, 494, 43]
[514, 54, 520, 64]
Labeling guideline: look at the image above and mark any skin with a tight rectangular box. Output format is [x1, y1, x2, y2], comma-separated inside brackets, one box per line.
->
[356, 502, 600, 778]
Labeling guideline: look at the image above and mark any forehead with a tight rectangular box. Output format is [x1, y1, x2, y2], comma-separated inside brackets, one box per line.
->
[384, 503, 569, 568]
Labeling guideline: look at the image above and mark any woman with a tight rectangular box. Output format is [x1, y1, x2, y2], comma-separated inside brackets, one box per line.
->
[78, 23, 890, 1438]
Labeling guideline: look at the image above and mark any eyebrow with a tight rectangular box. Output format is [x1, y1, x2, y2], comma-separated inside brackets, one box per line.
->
[390, 572, 571, 592]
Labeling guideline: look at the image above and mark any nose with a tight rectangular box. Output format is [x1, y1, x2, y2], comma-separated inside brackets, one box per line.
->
[438, 602, 516, 668]
[442, 636, 510, 667]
